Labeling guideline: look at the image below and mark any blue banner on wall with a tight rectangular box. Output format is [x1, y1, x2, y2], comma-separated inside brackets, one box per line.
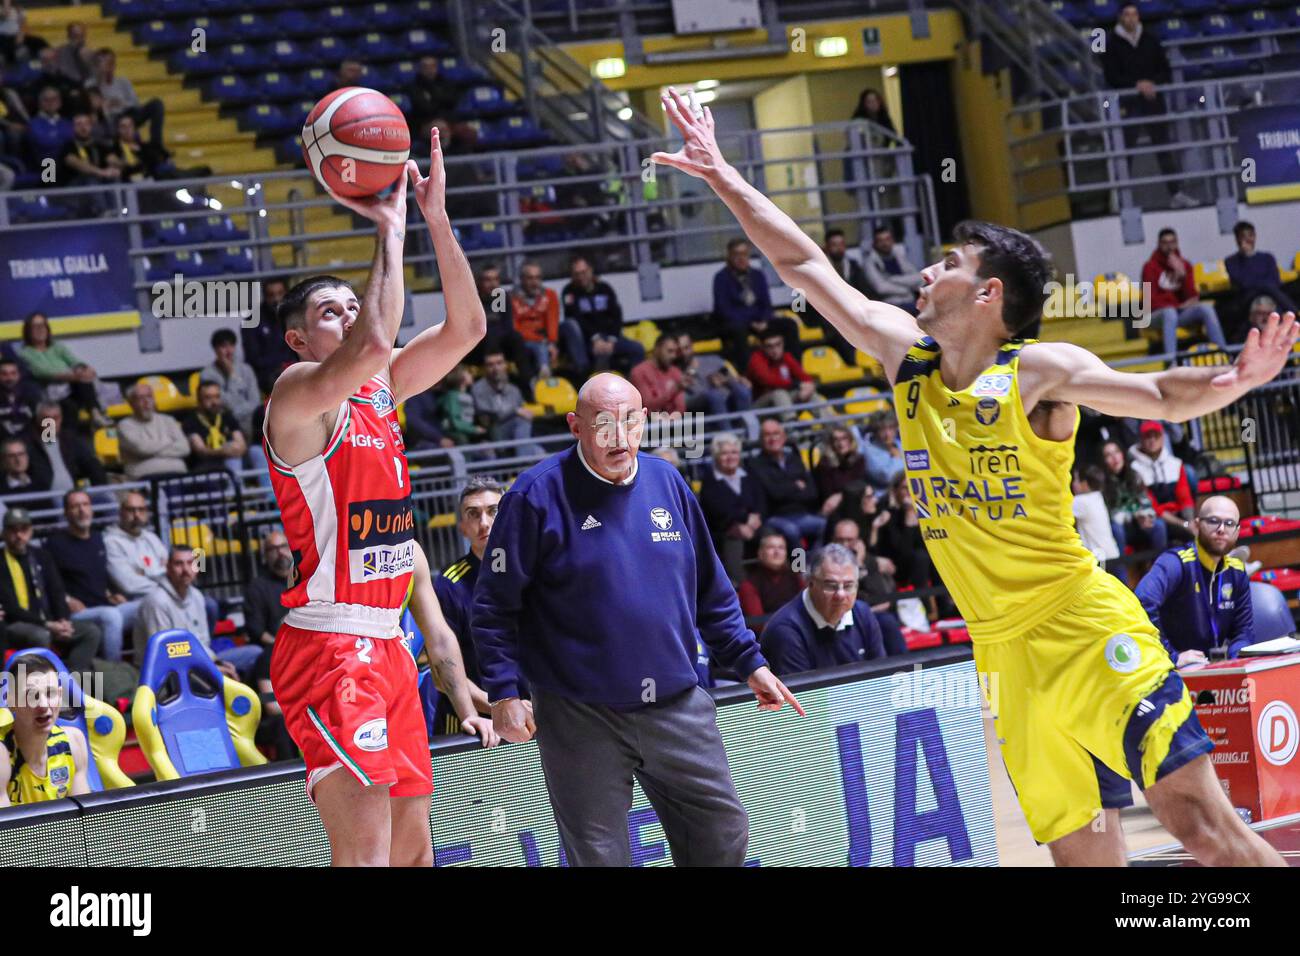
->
[1235, 105, 1300, 204]
[0, 222, 139, 325]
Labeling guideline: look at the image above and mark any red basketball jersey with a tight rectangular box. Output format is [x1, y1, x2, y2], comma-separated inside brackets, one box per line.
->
[265, 374, 415, 637]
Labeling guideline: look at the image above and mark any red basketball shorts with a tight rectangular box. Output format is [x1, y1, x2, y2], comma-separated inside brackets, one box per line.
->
[271, 623, 433, 800]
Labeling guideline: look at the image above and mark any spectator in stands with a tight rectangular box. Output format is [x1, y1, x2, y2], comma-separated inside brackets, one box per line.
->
[182, 380, 249, 476]
[22, 51, 81, 117]
[826, 479, 890, 553]
[1136, 496, 1255, 664]
[674, 331, 752, 420]
[91, 48, 163, 145]
[199, 328, 260, 438]
[242, 529, 291, 657]
[117, 382, 189, 480]
[698, 431, 766, 582]
[26, 400, 107, 492]
[0, 1, 22, 64]
[630, 333, 686, 415]
[713, 238, 799, 367]
[333, 58, 365, 91]
[0, 64, 31, 158]
[851, 88, 895, 135]
[561, 256, 643, 375]
[400, 384, 454, 451]
[1102, 438, 1168, 556]
[876, 471, 932, 590]
[18, 312, 105, 429]
[437, 364, 486, 445]
[1142, 228, 1226, 356]
[109, 112, 175, 182]
[1245, 294, 1279, 340]
[759, 544, 888, 676]
[511, 260, 584, 379]
[736, 526, 803, 628]
[805, 229, 870, 363]
[864, 226, 923, 314]
[6, 4, 46, 67]
[750, 418, 824, 549]
[58, 110, 118, 214]
[1071, 464, 1122, 578]
[54, 22, 93, 86]
[0, 434, 48, 502]
[82, 85, 112, 142]
[746, 332, 815, 417]
[471, 263, 536, 390]
[1224, 221, 1297, 339]
[0, 357, 39, 438]
[245, 276, 296, 394]
[104, 491, 166, 602]
[471, 350, 542, 454]
[813, 425, 867, 515]
[45, 489, 133, 662]
[431, 478, 510, 735]
[1100, 4, 1198, 210]
[0, 507, 100, 672]
[1129, 421, 1195, 543]
[408, 56, 458, 137]
[554, 150, 613, 238]
[23, 86, 71, 167]
[862, 410, 905, 489]
[133, 545, 257, 679]
[828, 517, 907, 655]
[0, 653, 93, 805]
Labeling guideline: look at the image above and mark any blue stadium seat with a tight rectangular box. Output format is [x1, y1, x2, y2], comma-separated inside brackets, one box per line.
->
[1194, 44, 1251, 78]
[1240, 9, 1278, 32]
[9, 195, 68, 223]
[357, 31, 401, 61]
[149, 216, 194, 246]
[382, 60, 418, 90]
[320, 4, 366, 34]
[389, 91, 412, 115]
[294, 67, 336, 100]
[311, 36, 348, 64]
[227, 12, 267, 41]
[1180, 0, 1218, 14]
[437, 56, 487, 84]
[170, 46, 225, 77]
[159, 0, 207, 16]
[144, 255, 171, 283]
[1049, 1, 1088, 27]
[6, 649, 134, 793]
[224, 42, 263, 72]
[276, 134, 305, 165]
[131, 629, 265, 780]
[367, 1, 408, 29]
[481, 115, 546, 148]
[104, 0, 155, 21]
[402, 27, 449, 56]
[259, 70, 296, 100]
[1155, 17, 1194, 41]
[458, 84, 510, 115]
[407, 0, 450, 23]
[189, 15, 233, 46]
[245, 103, 294, 136]
[134, 18, 189, 48]
[1201, 14, 1238, 37]
[1082, 0, 1119, 23]
[1287, 5, 1300, 29]
[272, 8, 318, 38]
[1249, 582, 1295, 642]
[1133, 0, 1173, 19]
[461, 221, 505, 250]
[285, 99, 314, 132]
[167, 249, 221, 277]
[206, 73, 258, 105]
[518, 154, 565, 179]
[1221, 0, 1257, 11]
[221, 246, 256, 273]
[204, 214, 247, 242]
[3, 59, 39, 90]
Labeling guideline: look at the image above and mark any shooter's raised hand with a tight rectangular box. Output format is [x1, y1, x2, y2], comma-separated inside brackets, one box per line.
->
[651, 87, 730, 182]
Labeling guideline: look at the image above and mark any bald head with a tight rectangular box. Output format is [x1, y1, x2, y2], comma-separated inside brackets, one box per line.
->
[1196, 495, 1241, 559]
[569, 373, 646, 482]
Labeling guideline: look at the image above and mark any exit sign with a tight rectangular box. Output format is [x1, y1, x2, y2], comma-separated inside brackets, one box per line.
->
[862, 26, 882, 55]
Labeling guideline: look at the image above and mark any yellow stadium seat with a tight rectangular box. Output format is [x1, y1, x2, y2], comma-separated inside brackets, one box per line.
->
[781, 310, 825, 343]
[105, 399, 131, 420]
[171, 519, 215, 556]
[693, 338, 723, 354]
[624, 320, 661, 352]
[533, 376, 577, 416]
[396, 403, 407, 432]
[843, 387, 890, 416]
[1186, 343, 1230, 367]
[1282, 252, 1300, 284]
[137, 374, 196, 413]
[801, 346, 861, 384]
[428, 513, 457, 529]
[188, 370, 201, 401]
[854, 351, 885, 378]
[94, 427, 121, 466]
[1193, 260, 1231, 296]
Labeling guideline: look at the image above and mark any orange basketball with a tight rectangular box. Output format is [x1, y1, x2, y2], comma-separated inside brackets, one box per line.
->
[301, 87, 411, 198]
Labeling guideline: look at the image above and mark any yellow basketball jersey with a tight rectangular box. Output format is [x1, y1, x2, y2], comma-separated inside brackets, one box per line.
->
[2, 722, 77, 805]
[892, 337, 1100, 642]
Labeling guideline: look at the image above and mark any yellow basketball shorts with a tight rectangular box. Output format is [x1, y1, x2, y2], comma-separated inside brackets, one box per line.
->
[975, 569, 1213, 845]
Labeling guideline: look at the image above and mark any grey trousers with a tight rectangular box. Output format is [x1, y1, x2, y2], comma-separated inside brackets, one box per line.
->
[533, 685, 750, 867]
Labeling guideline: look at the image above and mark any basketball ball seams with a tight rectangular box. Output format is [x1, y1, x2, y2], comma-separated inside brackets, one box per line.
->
[301, 86, 410, 197]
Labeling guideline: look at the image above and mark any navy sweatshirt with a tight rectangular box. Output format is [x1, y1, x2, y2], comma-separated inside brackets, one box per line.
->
[760, 593, 886, 677]
[1135, 544, 1255, 660]
[472, 446, 767, 707]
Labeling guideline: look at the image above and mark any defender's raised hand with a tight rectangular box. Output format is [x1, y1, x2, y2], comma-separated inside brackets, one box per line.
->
[651, 87, 729, 181]
[1211, 311, 1298, 390]
[407, 125, 448, 222]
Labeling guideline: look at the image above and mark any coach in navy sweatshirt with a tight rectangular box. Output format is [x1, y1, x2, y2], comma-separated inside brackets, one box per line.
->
[473, 373, 802, 867]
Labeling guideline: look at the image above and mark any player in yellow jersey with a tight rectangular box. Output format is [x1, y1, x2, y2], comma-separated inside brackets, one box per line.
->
[654, 88, 1296, 865]
[0, 656, 90, 806]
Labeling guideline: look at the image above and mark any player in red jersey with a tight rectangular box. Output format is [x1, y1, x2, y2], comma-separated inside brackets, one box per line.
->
[265, 128, 488, 866]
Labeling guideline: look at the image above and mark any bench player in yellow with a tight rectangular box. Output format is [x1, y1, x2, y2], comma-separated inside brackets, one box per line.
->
[654, 88, 1294, 865]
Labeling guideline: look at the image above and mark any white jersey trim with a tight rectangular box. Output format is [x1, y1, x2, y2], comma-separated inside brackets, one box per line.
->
[285, 601, 405, 639]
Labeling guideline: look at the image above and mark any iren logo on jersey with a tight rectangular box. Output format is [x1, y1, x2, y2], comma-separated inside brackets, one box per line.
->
[349, 499, 416, 545]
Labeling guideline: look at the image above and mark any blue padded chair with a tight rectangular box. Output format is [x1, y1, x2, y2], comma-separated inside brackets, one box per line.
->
[203, 214, 246, 242]
[228, 11, 266, 41]
[6, 648, 133, 792]
[135, 18, 189, 48]
[106, 0, 155, 21]
[400, 610, 440, 737]
[171, 47, 225, 77]
[294, 67, 336, 100]
[437, 56, 485, 84]
[131, 629, 265, 780]
[259, 70, 296, 101]
[367, 1, 408, 29]
[1155, 17, 1194, 41]
[264, 39, 312, 70]
[408, 0, 450, 24]
[207, 73, 257, 105]
[357, 31, 401, 61]
[1240, 9, 1278, 32]
[320, 4, 366, 34]
[245, 103, 293, 136]
[224, 43, 262, 72]
[1200, 14, 1238, 36]
[1249, 582, 1296, 643]
[402, 27, 448, 57]
[457, 84, 508, 115]
[149, 216, 193, 246]
[311, 36, 348, 65]
[222, 245, 256, 273]
[272, 10, 317, 38]
[1083, 0, 1119, 24]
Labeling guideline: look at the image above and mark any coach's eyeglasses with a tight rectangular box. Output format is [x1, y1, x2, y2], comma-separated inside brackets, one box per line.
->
[1197, 516, 1238, 531]
[813, 578, 859, 595]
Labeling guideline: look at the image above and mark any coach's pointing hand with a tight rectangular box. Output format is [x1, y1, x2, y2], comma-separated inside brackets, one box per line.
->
[491, 697, 537, 743]
[747, 666, 806, 716]
[651, 87, 729, 183]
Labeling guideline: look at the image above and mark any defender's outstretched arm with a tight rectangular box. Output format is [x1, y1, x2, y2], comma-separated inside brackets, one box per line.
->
[651, 87, 920, 383]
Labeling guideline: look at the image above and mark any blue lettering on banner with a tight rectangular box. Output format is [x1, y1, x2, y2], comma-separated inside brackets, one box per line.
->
[518, 830, 568, 867]
[892, 710, 974, 866]
[836, 723, 873, 866]
[904, 450, 930, 471]
[433, 842, 473, 866]
[629, 806, 668, 867]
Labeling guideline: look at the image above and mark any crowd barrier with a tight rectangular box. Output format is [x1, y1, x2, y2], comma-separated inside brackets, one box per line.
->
[0, 647, 996, 867]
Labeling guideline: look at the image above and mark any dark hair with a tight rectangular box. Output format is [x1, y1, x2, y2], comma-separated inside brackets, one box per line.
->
[755, 524, 785, 545]
[726, 238, 749, 254]
[1232, 220, 1255, 241]
[654, 331, 676, 349]
[1100, 440, 1146, 510]
[1, 435, 28, 452]
[569, 255, 591, 270]
[873, 225, 894, 239]
[459, 476, 505, 509]
[951, 220, 1054, 336]
[63, 488, 91, 509]
[0, 357, 17, 369]
[168, 544, 195, 560]
[6, 654, 57, 679]
[825, 228, 846, 242]
[852, 88, 895, 131]
[277, 275, 355, 332]
[210, 328, 237, 348]
[21, 311, 50, 347]
[1075, 464, 1106, 492]
[1157, 227, 1177, 242]
[197, 380, 221, 396]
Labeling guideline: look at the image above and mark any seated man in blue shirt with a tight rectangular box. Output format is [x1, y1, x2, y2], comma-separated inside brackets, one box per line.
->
[760, 543, 891, 676]
[1135, 496, 1255, 666]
